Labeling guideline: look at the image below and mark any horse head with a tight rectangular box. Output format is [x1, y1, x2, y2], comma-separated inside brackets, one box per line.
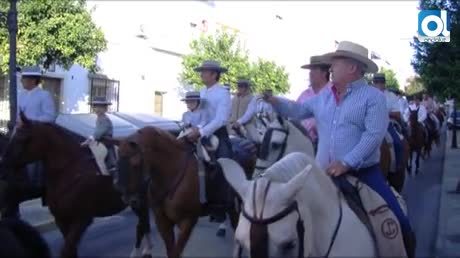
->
[218, 153, 312, 258]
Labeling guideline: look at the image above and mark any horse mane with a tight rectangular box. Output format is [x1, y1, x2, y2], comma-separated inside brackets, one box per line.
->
[34, 122, 86, 145]
[263, 152, 316, 183]
[137, 126, 186, 152]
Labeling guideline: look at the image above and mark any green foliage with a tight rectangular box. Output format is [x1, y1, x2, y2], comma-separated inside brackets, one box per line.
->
[0, 0, 107, 73]
[411, 0, 460, 100]
[180, 30, 290, 94]
[379, 67, 400, 91]
[405, 76, 426, 95]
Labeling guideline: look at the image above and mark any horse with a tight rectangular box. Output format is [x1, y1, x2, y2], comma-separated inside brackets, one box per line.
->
[0, 112, 152, 258]
[435, 106, 446, 126]
[116, 126, 253, 258]
[380, 128, 410, 193]
[407, 109, 425, 175]
[218, 152, 376, 257]
[252, 115, 315, 178]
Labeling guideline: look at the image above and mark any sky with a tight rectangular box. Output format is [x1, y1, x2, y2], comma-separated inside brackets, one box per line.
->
[213, 1, 420, 96]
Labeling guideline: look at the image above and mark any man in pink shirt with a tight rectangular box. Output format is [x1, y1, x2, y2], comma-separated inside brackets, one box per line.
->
[296, 55, 332, 149]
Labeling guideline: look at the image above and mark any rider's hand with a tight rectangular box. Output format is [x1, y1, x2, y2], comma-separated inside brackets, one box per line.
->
[232, 121, 241, 129]
[326, 161, 350, 177]
[186, 127, 201, 142]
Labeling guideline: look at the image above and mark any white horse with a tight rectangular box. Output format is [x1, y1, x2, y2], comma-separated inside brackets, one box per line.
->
[252, 115, 314, 178]
[218, 152, 376, 258]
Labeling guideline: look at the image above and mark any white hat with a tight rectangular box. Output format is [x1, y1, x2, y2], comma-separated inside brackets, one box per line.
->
[323, 41, 378, 73]
[21, 66, 43, 77]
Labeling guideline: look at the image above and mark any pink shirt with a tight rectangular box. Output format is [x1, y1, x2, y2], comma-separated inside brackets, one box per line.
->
[296, 82, 332, 142]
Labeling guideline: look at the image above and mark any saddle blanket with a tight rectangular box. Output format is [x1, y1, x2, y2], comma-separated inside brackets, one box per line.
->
[346, 176, 408, 258]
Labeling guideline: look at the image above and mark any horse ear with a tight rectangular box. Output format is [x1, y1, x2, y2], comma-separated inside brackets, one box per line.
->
[280, 164, 312, 203]
[217, 158, 250, 199]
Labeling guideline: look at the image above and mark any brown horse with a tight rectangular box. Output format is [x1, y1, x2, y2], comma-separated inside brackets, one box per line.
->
[380, 136, 410, 193]
[435, 106, 446, 126]
[407, 109, 425, 175]
[0, 112, 151, 258]
[116, 126, 249, 258]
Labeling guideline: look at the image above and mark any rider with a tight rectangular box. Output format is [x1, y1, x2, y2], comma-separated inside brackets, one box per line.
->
[181, 91, 206, 129]
[422, 93, 440, 134]
[6, 66, 57, 219]
[185, 60, 233, 223]
[228, 79, 254, 135]
[264, 41, 415, 257]
[405, 95, 429, 136]
[296, 55, 332, 149]
[81, 97, 118, 188]
[372, 73, 404, 172]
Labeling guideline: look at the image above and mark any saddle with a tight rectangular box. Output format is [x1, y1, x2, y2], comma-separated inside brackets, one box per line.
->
[177, 128, 219, 163]
[333, 175, 408, 258]
[87, 140, 113, 176]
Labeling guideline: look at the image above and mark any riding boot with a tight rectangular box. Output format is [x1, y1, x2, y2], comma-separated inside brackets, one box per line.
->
[402, 230, 416, 258]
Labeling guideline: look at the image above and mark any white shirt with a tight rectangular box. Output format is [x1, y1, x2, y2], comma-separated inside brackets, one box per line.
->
[237, 96, 275, 124]
[17, 86, 56, 122]
[199, 83, 231, 137]
[182, 108, 207, 128]
[399, 97, 409, 116]
[384, 90, 400, 113]
[405, 103, 427, 123]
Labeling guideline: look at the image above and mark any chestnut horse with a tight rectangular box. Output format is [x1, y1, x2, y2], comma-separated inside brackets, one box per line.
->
[380, 136, 410, 193]
[0, 112, 151, 258]
[117, 126, 250, 258]
[407, 109, 425, 174]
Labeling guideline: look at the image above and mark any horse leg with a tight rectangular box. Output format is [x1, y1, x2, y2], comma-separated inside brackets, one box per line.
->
[415, 151, 421, 174]
[171, 217, 198, 258]
[131, 203, 152, 258]
[152, 209, 176, 258]
[60, 218, 92, 258]
[407, 150, 412, 175]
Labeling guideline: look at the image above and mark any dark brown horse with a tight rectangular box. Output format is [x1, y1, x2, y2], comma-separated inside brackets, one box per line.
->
[0, 112, 151, 258]
[407, 109, 425, 174]
[380, 136, 410, 193]
[116, 126, 251, 258]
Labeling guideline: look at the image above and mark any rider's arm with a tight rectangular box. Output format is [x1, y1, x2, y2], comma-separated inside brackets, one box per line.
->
[342, 94, 388, 169]
[37, 90, 57, 123]
[271, 95, 316, 120]
[237, 97, 257, 125]
[199, 89, 231, 138]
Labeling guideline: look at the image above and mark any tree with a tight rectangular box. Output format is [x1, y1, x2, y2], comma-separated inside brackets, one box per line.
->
[250, 58, 289, 94]
[379, 67, 400, 91]
[0, 0, 107, 73]
[180, 29, 290, 93]
[411, 0, 460, 100]
[405, 76, 425, 95]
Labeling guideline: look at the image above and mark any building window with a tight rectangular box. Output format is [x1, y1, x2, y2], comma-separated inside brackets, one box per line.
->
[154, 91, 163, 116]
[41, 77, 62, 112]
[89, 74, 120, 113]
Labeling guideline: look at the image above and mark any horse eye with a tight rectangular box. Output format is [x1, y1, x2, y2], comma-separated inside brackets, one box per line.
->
[280, 240, 296, 251]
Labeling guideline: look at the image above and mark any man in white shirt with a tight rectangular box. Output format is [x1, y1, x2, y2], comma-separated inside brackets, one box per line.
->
[186, 60, 233, 223]
[373, 73, 404, 171]
[8, 66, 56, 219]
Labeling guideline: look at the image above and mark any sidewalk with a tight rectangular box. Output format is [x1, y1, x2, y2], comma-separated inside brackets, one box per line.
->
[436, 130, 460, 257]
[19, 198, 56, 233]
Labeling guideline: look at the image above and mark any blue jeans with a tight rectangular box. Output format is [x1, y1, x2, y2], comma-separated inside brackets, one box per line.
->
[353, 165, 412, 235]
[388, 124, 403, 170]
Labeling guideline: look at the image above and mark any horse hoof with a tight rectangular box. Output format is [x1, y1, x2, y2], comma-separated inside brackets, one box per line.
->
[216, 228, 226, 237]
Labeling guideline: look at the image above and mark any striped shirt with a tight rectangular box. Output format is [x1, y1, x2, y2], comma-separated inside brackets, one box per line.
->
[273, 78, 388, 170]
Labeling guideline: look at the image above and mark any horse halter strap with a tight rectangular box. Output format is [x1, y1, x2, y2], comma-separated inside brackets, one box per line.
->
[256, 126, 289, 171]
[241, 179, 304, 258]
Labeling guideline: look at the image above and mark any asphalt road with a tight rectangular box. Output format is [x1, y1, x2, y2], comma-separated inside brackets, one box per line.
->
[41, 134, 446, 258]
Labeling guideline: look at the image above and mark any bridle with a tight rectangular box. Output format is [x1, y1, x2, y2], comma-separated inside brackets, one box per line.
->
[239, 179, 304, 258]
[255, 125, 289, 173]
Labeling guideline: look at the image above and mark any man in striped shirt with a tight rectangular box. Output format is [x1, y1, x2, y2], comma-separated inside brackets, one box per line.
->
[264, 41, 415, 257]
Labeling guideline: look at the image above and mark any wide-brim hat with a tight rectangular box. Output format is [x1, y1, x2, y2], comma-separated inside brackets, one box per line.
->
[300, 55, 331, 69]
[237, 79, 251, 87]
[89, 96, 112, 106]
[181, 91, 202, 101]
[373, 73, 386, 82]
[21, 65, 43, 77]
[194, 60, 228, 73]
[323, 41, 378, 73]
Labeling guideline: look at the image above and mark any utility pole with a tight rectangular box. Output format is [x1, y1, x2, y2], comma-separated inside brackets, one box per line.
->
[7, 0, 18, 132]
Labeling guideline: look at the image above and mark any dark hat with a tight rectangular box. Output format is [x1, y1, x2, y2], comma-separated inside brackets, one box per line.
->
[300, 55, 331, 69]
[237, 79, 251, 87]
[21, 66, 43, 77]
[194, 60, 228, 73]
[373, 73, 386, 82]
[181, 91, 202, 101]
[89, 96, 112, 106]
